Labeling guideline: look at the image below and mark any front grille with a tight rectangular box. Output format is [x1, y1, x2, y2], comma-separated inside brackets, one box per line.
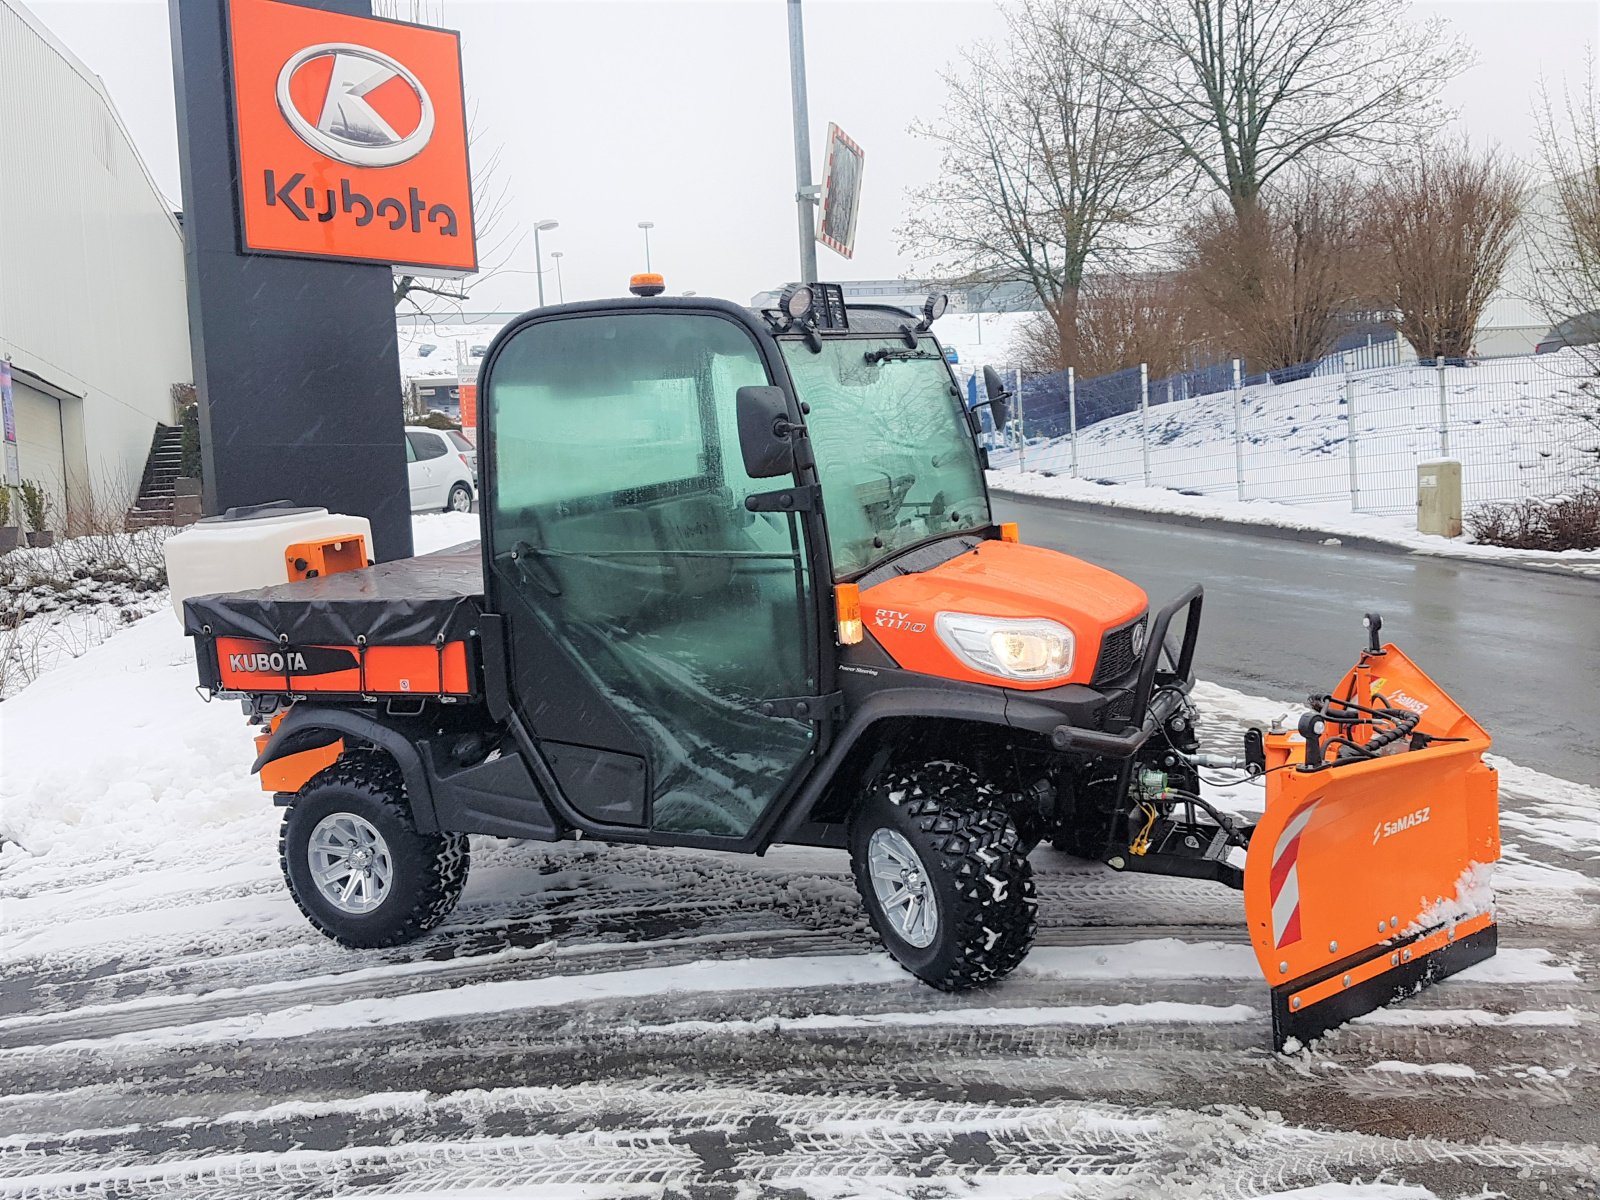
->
[1092, 614, 1148, 685]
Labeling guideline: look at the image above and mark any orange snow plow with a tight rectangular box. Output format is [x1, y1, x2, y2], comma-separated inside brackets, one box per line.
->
[1241, 616, 1500, 1047]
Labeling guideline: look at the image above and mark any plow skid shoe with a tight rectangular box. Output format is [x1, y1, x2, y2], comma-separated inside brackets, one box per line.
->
[1242, 644, 1501, 1049]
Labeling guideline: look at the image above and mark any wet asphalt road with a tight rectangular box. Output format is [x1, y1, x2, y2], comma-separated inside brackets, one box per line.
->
[992, 493, 1600, 785]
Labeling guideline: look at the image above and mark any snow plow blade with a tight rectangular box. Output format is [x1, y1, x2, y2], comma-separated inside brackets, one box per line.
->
[1242, 637, 1500, 1050]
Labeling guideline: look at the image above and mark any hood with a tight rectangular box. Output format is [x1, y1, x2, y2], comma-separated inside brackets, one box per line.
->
[857, 539, 1148, 690]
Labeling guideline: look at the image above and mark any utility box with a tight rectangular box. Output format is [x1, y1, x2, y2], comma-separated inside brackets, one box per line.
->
[1417, 460, 1462, 538]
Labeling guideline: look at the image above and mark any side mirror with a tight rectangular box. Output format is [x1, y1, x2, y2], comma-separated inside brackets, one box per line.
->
[736, 385, 796, 479]
[982, 366, 1011, 431]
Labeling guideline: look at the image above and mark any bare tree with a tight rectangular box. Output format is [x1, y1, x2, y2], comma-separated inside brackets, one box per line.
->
[374, 0, 523, 317]
[1528, 57, 1600, 474]
[1103, 0, 1466, 221]
[1016, 272, 1195, 378]
[1368, 143, 1524, 361]
[901, 0, 1176, 368]
[1183, 173, 1372, 370]
[1531, 58, 1600, 352]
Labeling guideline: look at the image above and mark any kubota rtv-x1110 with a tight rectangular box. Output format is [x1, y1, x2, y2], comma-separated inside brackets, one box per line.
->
[181, 280, 1501, 1048]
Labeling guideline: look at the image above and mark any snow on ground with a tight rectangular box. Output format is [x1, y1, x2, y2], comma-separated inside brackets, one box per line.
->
[2, 515, 1597, 1196]
[988, 473, 1600, 576]
[991, 348, 1600, 526]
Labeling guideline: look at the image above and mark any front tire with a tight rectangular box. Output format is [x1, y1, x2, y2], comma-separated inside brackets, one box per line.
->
[849, 761, 1037, 990]
[280, 751, 469, 948]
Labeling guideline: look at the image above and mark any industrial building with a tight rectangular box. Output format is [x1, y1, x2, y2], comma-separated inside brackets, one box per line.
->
[0, 0, 191, 531]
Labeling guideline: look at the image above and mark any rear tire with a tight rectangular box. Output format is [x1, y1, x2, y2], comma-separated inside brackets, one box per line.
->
[280, 750, 469, 948]
[446, 483, 473, 513]
[849, 761, 1037, 990]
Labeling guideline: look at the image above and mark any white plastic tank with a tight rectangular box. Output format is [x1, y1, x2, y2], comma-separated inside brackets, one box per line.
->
[164, 501, 374, 622]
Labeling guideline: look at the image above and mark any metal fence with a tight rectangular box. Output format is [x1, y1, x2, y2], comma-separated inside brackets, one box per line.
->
[980, 350, 1597, 516]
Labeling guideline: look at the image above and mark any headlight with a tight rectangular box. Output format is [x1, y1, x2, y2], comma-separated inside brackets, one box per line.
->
[934, 613, 1075, 682]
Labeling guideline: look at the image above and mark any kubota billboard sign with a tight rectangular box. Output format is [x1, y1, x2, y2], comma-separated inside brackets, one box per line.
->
[226, 0, 477, 275]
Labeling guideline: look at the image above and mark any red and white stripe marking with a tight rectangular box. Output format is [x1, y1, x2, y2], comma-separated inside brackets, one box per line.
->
[1270, 804, 1317, 949]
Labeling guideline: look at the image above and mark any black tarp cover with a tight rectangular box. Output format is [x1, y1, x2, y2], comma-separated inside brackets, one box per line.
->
[183, 543, 485, 646]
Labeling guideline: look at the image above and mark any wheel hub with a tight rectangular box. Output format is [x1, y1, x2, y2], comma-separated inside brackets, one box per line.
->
[307, 812, 394, 914]
[866, 827, 938, 948]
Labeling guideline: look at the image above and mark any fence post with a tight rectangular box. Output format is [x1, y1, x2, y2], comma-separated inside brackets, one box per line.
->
[1231, 358, 1244, 502]
[1015, 367, 1025, 473]
[1435, 359, 1449, 457]
[1345, 362, 1359, 511]
[1067, 366, 1078, 476]
[1139, 362, 1151, 487]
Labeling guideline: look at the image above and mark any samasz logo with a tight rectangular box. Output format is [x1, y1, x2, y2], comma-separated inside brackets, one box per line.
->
[1373, 807, 1431, 845]
[1388, 689, 1430, 716]
[276, 44, 435, 167]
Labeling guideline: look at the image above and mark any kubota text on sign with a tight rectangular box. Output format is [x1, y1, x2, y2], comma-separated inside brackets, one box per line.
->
[227, 0, 477, 275]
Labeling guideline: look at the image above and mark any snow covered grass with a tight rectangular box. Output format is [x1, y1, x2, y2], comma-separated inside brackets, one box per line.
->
[0, 527, 175, 699]
[994, 349, 1600, 521]
[988, 472, 1600, 575]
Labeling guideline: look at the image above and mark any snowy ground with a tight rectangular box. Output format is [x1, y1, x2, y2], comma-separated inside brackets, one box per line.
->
[987, 474, 1600, 578]
[992, 351, 1600, 518]
[2, 513, 1597, 1197]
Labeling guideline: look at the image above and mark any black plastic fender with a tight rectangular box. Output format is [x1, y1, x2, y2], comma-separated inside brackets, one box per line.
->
[763, 685, 1019, 850]
[252, 707, 446, 832]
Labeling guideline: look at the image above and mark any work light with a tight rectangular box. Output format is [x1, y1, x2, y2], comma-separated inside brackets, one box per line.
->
[921, 292, 949, 328]
[780, 284, 815, 323]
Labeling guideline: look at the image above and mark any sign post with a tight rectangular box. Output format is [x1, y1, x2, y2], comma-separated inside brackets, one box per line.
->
[170, 0, 478, 561]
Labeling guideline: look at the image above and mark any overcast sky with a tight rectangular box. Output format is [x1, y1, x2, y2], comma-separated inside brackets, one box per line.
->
[26, 0, 1600, 314]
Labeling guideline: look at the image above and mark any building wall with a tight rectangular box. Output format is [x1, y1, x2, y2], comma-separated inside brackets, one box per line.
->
[0, 0, 191, 527]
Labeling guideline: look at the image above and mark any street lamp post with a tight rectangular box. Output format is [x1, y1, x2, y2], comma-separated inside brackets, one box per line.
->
[786, 0, 819, 284]
[550, 251, 565, 303]
[637, 221, 655, 272]
[533, 218, 559, 306]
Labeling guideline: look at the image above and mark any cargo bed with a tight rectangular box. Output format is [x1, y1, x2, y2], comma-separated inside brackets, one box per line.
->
[183, 543, 485, 698]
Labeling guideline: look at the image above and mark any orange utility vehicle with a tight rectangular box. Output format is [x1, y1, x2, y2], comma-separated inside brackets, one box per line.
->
[183, 282, 1501, 1047]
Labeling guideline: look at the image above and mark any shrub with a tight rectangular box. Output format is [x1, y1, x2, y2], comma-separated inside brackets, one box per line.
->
[1465, 487, 1600, 552]
[411, 410, 462, 431]
[18, 481, 50, 533]
[0, 487, 11, 528]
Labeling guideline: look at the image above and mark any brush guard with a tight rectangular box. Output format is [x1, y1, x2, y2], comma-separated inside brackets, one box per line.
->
[1241, 615, 1501, 1049]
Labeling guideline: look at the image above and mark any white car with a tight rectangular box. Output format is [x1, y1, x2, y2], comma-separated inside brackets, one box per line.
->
[404, 427, 476, 513]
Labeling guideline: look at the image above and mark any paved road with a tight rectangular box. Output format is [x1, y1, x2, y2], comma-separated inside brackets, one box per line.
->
[993, 493, 1600, 785]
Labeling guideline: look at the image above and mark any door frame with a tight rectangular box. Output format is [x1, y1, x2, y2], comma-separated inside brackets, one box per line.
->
[475, 297, 842, 854]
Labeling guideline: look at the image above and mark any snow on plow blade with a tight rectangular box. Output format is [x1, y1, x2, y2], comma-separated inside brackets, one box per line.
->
[1242, 642, 1500, 1049]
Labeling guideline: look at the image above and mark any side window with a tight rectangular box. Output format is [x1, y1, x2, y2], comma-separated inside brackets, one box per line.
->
[486, 312, 816, 841]
[404, 436, 417, 463]
[408, 432, 447, 461]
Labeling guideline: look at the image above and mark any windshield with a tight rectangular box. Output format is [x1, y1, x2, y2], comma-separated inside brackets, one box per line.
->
[783, 336, 989, 576]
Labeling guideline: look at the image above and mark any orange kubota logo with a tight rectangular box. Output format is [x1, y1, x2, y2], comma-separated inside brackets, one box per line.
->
[228, 0, 476, 274]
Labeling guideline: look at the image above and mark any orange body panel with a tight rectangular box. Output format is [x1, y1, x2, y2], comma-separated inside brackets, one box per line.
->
[216, 636, 472, 695]
[285, 535, 368, 582]
[858, 540, 1147, 689]
[258, 738, 344, 793]
[1242, 644, 1500, 991]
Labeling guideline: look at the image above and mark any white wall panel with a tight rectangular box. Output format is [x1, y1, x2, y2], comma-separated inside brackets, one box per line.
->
[0, 0, 192, 521]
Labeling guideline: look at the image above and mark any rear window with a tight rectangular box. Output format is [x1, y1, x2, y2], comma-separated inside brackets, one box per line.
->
[406, 431, 448, 461]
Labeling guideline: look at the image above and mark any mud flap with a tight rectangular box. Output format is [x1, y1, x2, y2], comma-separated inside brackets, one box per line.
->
[1243, 645, 1501, 1050]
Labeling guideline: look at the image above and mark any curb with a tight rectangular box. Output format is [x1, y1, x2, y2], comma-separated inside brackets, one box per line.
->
[987, 486, 1600, 584]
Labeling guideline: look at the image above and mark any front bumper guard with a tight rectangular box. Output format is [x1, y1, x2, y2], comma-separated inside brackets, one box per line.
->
[1049, 584, 1204, 760]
